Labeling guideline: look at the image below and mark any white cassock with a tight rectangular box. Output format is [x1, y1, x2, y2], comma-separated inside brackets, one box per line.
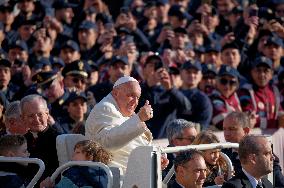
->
[85, 93, 152, 172]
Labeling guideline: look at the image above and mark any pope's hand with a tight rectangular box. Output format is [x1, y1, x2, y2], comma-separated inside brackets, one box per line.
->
[138, 100, 153, 122]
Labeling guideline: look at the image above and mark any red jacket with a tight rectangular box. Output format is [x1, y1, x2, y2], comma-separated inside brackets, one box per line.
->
[211, 91, 242, 130]
[238, 84, 283, 129]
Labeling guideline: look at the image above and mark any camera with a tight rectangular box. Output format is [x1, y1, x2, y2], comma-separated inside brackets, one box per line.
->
[249, 8, 258, 17]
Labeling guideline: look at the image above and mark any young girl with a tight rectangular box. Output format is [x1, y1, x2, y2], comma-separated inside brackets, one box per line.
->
[192, 131, 228, 186]
[41, 140, 112, 188]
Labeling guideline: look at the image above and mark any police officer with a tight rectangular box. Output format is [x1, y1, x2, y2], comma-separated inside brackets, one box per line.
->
[211, 64, 241, 130]
[87, 55, 131, 102]
[77, 20, 100, 62]
[221, 42, 241, 69]
[0, 2, 18, 51]
[263, 34, 283, 70]
[59, 40, 81, 64]
[0, 58, 19, 101]
[7, 40, 29, 64]
[62, 60, 89, 92]
[138, 54, 191, 138]
[198, 63, 217, 96]
[53, 0, 76, 39]
[32, 70, 69, 122]
[58, 91, 88, 134]
[239, 56, 284, 129]
[179, 59, 212, 130]
[204, 42, 222, 67]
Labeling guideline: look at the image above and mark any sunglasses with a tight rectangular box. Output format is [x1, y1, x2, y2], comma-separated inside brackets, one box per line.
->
[219, 78, 238, 86]
[72, 77, 87, 84]
[276, 9, 284, 14]
[176, 136, 196, 143]
[203, 75, 216, 80]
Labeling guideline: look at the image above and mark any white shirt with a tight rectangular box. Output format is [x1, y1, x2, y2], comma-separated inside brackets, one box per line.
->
[85, 94, 152, 172]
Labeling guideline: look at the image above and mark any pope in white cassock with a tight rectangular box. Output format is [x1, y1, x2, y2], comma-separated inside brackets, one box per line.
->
[85, 76, 155, 172]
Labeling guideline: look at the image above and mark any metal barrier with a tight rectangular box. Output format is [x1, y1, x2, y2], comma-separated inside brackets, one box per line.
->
[161, 143, 238, 187]
[50, 161, 114, 188]
[123, 143, 239, 188]
[0, 157, 45, 188]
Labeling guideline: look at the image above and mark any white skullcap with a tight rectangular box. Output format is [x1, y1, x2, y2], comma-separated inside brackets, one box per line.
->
[113, 76, 139, 88]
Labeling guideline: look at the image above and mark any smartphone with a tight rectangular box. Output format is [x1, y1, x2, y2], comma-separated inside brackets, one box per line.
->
[120, 7, 130, 15]
[163, 23, 172, 30]
[45, 8, 54, 17]
[195, 13, 204, 24]
[154, 61, 164, 71]
[202, 0, 212, 4]
[249, 8, 258, 17]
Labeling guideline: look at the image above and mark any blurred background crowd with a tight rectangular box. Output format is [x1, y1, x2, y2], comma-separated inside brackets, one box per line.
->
[0, 0, 284, 139]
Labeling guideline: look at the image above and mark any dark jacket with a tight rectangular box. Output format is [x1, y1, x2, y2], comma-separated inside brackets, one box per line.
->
[223, 148, 284, 187]
[55, 166, 108, 188]
[167, 180, 184, 188]
[137, 83, 192, 138]
[180, 88, 212, 130]
[0, 162, 32, 188]
[25, 126, 60, 178]
[87, 81, 113, 103]
[221, 170, 273, 188]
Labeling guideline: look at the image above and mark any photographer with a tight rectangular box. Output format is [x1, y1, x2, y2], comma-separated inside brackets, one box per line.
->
[115, 7, 151, 51]
[137, 54, 192, 138]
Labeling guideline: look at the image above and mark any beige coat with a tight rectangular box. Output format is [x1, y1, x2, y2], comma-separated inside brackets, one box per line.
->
[85, 93, 152, 172]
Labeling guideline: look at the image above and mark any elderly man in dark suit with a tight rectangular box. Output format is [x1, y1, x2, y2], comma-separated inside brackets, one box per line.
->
[222, 135, 273, 188]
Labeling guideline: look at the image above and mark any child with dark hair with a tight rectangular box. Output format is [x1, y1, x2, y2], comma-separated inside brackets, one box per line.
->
[0, 135, 31, 188]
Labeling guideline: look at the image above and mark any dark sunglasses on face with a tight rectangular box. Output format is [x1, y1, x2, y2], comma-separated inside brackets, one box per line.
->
[203, 75, 216, 80]
[176, 136, 196, 143]
[72, 77, 87, 84]
[219, 78, 238, 86]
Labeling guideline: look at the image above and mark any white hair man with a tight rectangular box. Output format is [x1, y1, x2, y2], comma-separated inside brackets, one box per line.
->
[85, 76, 155, 172]
[21, 94, 60, 177]
[4, 101, 28, 135]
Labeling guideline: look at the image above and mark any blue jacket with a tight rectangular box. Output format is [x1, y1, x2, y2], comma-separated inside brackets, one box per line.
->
[55, 166, 108, 188]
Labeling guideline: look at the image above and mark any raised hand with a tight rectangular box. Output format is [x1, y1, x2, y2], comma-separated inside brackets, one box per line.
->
[138, 100, 153, 122]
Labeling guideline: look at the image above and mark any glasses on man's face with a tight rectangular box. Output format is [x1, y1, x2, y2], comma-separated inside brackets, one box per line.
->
[176, 136, 196, 143]
[276, 9, 284, 14]
[219, 78, 238, 86]
[203, 75, 216, 80]
[72, 77, 87, 84]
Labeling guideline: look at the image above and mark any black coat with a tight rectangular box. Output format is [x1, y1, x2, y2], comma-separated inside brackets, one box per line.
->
[167, 180, 184, 188]
[24, 126, 60, 178]
[222, 148, 284, 188]
[137, 83, 192, 138]
[221, 170, 273, 188]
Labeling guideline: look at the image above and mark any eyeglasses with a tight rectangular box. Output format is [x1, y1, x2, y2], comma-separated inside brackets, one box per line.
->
[219, 78, 238, 86]
[203, 75, 216, 80]
[176, 136, 196, 143]
[72, 77, 87, 84]
[276, 9, 284, 14]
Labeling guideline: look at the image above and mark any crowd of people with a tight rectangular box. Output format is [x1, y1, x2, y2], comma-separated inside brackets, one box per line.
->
[0, 0, 284, 187]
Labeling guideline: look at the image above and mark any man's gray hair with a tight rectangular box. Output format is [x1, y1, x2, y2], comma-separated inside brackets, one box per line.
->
[238, 135, 267, 164]
[174, 150, 203, 170]
[166, 119, 198, 144]
[225, 112, 250, 128]
[20, 94, 48, 115]
[4, 101, 21, 119]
